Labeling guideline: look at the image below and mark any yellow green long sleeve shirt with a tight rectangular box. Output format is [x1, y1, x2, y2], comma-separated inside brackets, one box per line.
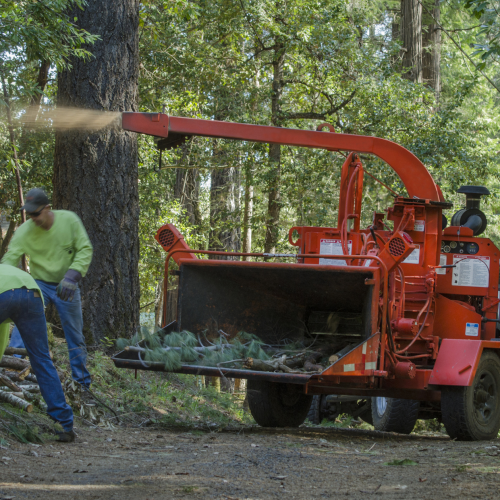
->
[0, 264, 43, 359]
[1, 210, 93, 283]
[0, 323, 9, 360]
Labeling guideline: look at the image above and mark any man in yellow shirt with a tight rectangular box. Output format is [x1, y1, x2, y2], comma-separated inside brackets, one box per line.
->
[2, 188, 93, 389]
[0, 264, 75, 442]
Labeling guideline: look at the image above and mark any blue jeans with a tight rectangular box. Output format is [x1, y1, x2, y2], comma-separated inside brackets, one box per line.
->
[9, 280, 91, 388]
[0, 288, 73, 431]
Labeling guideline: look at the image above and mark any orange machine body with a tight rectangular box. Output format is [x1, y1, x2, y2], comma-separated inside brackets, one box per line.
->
[121, 112, 500, 401]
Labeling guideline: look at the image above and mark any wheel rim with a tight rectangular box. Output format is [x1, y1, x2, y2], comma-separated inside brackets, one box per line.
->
[375, 397, 388, 417]
[473, 370, 499, 427]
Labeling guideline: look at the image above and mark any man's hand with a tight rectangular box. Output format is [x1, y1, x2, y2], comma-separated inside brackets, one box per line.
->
[56, 270, 82, 302]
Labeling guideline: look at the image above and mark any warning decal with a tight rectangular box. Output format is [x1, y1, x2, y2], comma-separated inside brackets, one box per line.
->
[414, 220, 425, 232]
[465, 323, 479, 337]
[436, 254, 447, 275]
[319, 239, 352, 266]
[403, 244, 420, 265]
[452, 255, 490, 288]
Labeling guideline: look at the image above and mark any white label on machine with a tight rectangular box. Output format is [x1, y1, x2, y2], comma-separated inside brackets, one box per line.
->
[403, 244, 420, 264]
[319, 239, 352, 266]
[414, 220, 425, 232]
[465, 323, 479, 337]
[452, 256, 490, 288]
[436, 254, 447, 275]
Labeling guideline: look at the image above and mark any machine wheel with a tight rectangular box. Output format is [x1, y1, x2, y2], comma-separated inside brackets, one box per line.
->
[247, 380, 278, 427]
[307, 395, 324, 425]
[247, 380, 312, 427]
[441, 351, 500, 441]
[371, 397, 420, 434]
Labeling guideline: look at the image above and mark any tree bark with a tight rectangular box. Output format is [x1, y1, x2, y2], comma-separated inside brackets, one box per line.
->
[422, 0, 441, 97]
[209, 146, 241, 258]
[25, 59, 51, 122]
[174, 142, 200, 225]
[53, 0, 140, 342]
[0, 356, 30, 371]
[264, 41, 285, 254]
[242, 165, 253, 261]
[401, 0, 422, 83]
[0, 219, 16, 260]
[0, 389, 33, 412]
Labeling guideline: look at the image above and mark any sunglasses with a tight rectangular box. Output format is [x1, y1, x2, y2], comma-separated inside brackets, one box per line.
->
[27, 208, 44, 218]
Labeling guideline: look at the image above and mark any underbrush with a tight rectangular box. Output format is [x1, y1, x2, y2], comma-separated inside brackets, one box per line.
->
[0, 339, 254, 445]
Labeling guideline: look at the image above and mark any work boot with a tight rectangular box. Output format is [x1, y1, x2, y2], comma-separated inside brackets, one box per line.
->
[56, 429, 76, 443]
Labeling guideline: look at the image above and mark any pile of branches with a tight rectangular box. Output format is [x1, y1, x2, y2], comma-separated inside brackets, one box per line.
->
[0, 348, 115, 430]
[117, 328, 328, 374]
[0, 348, 51, 413]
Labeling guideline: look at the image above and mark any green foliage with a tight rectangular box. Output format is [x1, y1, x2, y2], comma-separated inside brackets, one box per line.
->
[464, 0, 500, 66]
[116, 328, 270, 371]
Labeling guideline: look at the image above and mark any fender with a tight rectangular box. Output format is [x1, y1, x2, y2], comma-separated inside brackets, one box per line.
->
[429, 339, 500, 386]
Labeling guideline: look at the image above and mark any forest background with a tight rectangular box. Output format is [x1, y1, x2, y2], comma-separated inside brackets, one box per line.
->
[0, 0, 499, 343]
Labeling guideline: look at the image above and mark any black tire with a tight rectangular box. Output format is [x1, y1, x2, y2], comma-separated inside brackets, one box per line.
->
[247, 380, 313, 427]
[371, 396, 420, 434]
[307, 395, 323, 424]
[441, 351, 500, 441]
[247, 380, 278, 427]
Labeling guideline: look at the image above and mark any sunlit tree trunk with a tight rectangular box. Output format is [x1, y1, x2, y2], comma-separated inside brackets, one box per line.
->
[264, 40, 285, 254]
[401, 0, 422, 83]
[422, 0, 441, 98]
[242, 165, 253, 261]
[53, 0, 140, 342]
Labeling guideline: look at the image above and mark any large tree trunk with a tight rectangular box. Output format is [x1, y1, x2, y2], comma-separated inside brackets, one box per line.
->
[242, 165, 253, 261]
[264, 42, 285, 254]
[53, 0, 140, 342]
[401, 0, 422, 83]
[422, 0, 441, 97]
[209, 154, 241, 258]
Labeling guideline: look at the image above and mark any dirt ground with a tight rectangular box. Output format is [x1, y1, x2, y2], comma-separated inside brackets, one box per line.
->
[1, 425, 500, 500]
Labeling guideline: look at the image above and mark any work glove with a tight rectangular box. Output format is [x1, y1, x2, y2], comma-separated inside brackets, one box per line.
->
[56, 269, 82, 302]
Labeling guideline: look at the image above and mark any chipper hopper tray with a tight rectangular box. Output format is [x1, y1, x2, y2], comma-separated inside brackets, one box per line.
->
[112, 256, 381, 388]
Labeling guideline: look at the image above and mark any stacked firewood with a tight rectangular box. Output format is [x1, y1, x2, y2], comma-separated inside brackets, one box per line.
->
[0, 347, 59, 413]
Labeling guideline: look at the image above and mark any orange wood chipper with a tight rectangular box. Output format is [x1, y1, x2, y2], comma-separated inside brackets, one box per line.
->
[113, 112, 500, 440]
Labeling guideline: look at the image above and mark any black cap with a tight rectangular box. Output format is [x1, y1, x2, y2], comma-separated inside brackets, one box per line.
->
[21, 188, 49, 212]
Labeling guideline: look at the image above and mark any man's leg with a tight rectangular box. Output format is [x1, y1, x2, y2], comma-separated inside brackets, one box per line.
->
[7, 326, 24, 350]
[39, 281, 92, 388]
[7, 289, 74, 433]
[8, 284, 52, 356]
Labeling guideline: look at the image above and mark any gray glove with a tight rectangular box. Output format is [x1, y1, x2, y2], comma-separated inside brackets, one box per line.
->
[56, 269, 82, 302]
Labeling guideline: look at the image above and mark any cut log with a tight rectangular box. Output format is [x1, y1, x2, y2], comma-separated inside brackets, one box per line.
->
[0, 389, 33, 412]
[17, 384, 40, 393]
[18, 366, 31, 380]
[0, 373, 22, 392]
[244, 357, 293, 373]
[303, 360, 323, 372]
[4, 347, 28, 356]
[0, 356, 30, 371]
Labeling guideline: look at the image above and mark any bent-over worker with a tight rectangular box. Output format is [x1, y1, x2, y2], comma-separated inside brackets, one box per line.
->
[1, 188, 93, 389]
[0, 264, 75, 442]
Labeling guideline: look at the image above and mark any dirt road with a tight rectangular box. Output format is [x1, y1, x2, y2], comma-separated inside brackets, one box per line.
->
[1, 426, 499, 499]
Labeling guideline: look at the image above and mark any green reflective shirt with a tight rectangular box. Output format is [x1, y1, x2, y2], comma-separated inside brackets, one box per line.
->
[1, 210, 93, 283]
